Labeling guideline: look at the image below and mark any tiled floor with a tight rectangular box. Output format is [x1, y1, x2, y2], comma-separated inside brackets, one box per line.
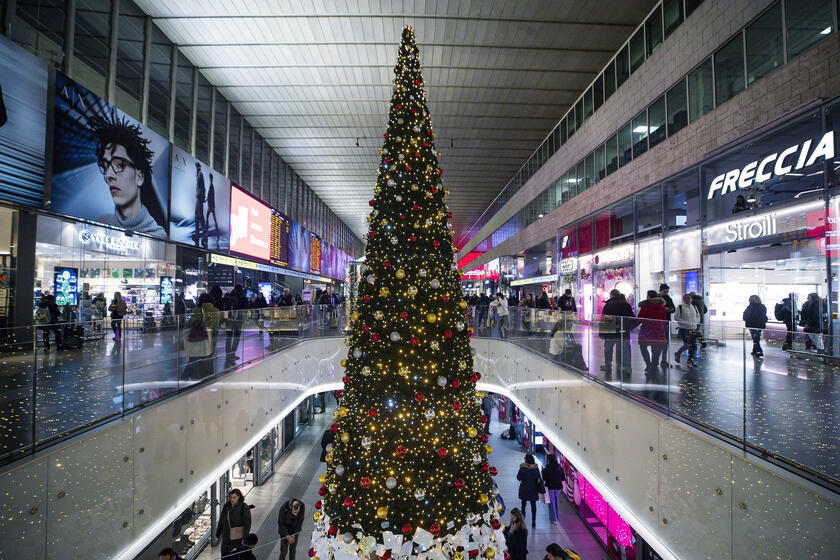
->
[195, 402, 608, 560]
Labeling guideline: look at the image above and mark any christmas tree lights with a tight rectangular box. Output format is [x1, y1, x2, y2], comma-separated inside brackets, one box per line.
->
[309, 27, 504, 560]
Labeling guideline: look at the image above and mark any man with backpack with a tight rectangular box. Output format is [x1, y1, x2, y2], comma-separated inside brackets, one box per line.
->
[775, 293, 798, 351]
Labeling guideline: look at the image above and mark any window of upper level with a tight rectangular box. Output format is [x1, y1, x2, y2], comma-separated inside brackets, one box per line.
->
[646, 4, 663, 57]
[688, 57, 714, 122]
[746, 3, 783, 85]
[714, 33, 746, 106]
[666, 79, 688, 137]
[629, 27, 645, 72]
[663, 0, 684, 39]
[785, 0, 834, 59]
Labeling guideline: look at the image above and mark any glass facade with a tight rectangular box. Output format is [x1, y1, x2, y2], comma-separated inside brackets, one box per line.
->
[714, 34, 746, 106]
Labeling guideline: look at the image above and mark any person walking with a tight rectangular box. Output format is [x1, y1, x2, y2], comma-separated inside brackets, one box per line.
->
[489, 293, 509, 338]
[516, 453, 542, 528]
[36, 293, 63, 350]
[215, 488, 251, 557]
[636, 290, 668, 373]
[775, 293, 798, 351]
[658, 284, 675, 368]
[183, 293, 220, 380]
[223, 285, 248, 365]
[503, 508, 528, 560]
[541, 454, 566, 524]
[108, 291, 127, 342]
[689, 291, 708, 349]
[800, 293, 825, 353]
[673, 294, 701, 367]
[277, 498, 305, 560]
[320, 427, 335, 463]
[476, 293, 490, 334]
[558, 288, 576, 314]
[481, 393, 496, 435]
[743, 295, 768, 358]
[599, 289, 635, 377]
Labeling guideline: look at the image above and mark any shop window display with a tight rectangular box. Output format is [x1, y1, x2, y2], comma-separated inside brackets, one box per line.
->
[636, 237, 664, 302]
[578, 254, 594, 320]
[665, 229, 701, 300]
[167, 492, 212, 559]
[593, 243, 635, 312]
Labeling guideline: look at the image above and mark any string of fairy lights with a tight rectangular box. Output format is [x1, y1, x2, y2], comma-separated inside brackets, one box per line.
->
[316, 27, 500, 552]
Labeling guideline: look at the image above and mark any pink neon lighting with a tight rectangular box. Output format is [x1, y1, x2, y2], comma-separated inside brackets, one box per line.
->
[578, 471, 634, 548]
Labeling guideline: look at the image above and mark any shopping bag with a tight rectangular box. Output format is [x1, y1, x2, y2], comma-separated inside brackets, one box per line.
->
[184, 309, 213, 357]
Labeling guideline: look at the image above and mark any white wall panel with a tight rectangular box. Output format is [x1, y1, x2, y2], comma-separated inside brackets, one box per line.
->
[186, 385, 224, 485]
[579, 384, 613, 479]
[611, 398, 659, 529]
[0, 457, 48, 559]
[46, 421, 134, 559]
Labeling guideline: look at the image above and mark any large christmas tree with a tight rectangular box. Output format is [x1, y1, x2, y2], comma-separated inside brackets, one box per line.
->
[310, 27, 504, 560]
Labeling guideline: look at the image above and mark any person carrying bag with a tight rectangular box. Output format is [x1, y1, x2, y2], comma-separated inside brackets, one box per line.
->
[182, 293, 220, 380]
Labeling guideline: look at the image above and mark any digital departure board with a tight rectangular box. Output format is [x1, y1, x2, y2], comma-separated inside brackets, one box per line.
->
[270, 210, 290, 267]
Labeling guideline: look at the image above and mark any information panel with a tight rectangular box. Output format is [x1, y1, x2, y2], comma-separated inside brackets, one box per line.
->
[54, 267, 78, 306]
[270, 210, 291, 267]
[159, 276, 173, 304]
[310, 233, 322, 275]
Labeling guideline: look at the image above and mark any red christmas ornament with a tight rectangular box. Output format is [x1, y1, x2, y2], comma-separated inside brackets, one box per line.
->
[452, 400, 462, 411]
[415, 392, 425, 402]
[468, 550, 479, 558]
[370, 333, 381, 342]
[451, 378, 461, 388]
[415, 79, 422, 85]
[437, 447, 448, 457]
[383, 260, 391, 268]
[309, 549, 317, 558]
[426, 130, 433, 136]
[412, 203, 420, 211]
[400, 312, 408, 320]
[474, 372, 482, 381]
[405, 164, 412, 171]
[362, 325, 370, 333]
[481, 415, 488, 423]
[464, 310, 470, 317]
[328, 525, 338, 536]
[399, 214, 406, 220]
[454, 478, 465, 489]
[384, 133, 389, 138]
[382, 552, 391, 560]
[504, 553, 511, 560]
[414, 151, 420, 157]
[360, 477, 371, 488]
[443, 330, 452, 339]
[401, 523, 413, 536]
[396, 104, 402, 109]
[344, 498, 354, 507]
[433, 240, 440, 248]
[481, 463, 490, 472]
[396, 445, 408, 457]
[441, 295, 450, 302]
[422, 141, 429, 147]
[411, 109, 417, 115]
[431, 187, 438, 194]
[469, 373, 479, 383]
[319, 486, 326, 496]
[467, 328, 474, 338]
[336, 390, 343, 398]
[364, 295, 372, 302]
[369, 200, 375, 206]
[447, 212, 453, 218]
[315, 500, 322, 509]
[342, 376, 352, 384]
[349, 320, 354, 327]
[368, 408, 378, 418]
[490, 466, 498, 476]
[481, 434, 489, 443]
[330, 423, 338, 432]
[491, 519, 501, 529]
[410, 234, 417, 242]
[429, 523, 441, 535]
[369, 231, 376, 239]
[410, 337, 419, 346]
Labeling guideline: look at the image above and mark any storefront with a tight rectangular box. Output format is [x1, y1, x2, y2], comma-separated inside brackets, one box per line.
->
[551, 98, 840, 338]
[34, 214, 177, 322]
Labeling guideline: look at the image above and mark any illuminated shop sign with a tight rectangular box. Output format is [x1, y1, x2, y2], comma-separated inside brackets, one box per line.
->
[593, 244, 633, 266]
[510, 273, 557, 286]
[704, 200, 824, 247]
[559, 257, 578, 274]
[208, 253, 332, 283]
[79, 229, 141, 253]
[706, 131, 834, 200]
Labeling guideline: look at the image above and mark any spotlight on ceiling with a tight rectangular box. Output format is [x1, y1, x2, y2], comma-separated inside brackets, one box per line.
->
[356, 138, 360, 147]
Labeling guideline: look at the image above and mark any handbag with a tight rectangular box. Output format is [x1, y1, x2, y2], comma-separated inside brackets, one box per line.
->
[183, 308, 213, 358]
[536, 477, 546, 495]
[227, 509, 244, 541]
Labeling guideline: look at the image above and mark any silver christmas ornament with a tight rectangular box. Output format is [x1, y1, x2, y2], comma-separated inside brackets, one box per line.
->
[389, 331, 401, 342]
[390, 236, 399, 245]
[361, 366, 371, 376]
[424, 409, 435, 420]
[419, 269, 427, 277]
[335, 464, 345, 476]
[361, 436, 372, 448]
[396, 195, 403, 202]
[437, 376, 447, 386]
[385, 477, 397, 489]
[353, 348, 363, 358]
[430, 279, 441, 289]
[366, 274, 376, 284]
[456, 322, 465, 331]
[414, 488, 425, 500]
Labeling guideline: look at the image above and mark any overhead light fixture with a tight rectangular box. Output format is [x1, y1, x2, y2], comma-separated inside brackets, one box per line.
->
[356, 138, 360, 147]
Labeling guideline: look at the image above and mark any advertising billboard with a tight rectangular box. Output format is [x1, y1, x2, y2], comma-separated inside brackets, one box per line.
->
[229, 185, 271, 261]
[54, 267, 78, 306]
[159, 276, 173, 304]
[169, 146, 230, 250]
[289, 220, 311, 273]
[52, 73, 170, 238]
[0, 35, 48, 207]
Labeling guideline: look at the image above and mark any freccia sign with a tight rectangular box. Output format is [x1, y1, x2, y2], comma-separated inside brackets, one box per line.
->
[707, 131, 835, 200]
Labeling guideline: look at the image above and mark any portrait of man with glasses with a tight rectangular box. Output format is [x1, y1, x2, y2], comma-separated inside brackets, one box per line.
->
[90, 113, 167, 238]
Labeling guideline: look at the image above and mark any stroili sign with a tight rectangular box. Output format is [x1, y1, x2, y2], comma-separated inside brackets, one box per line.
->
[706, 131, 834, 200]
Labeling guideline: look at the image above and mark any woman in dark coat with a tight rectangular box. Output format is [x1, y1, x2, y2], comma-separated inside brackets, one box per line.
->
[503, 508, 528, 560]
[541, 453, 566, 524]
[516, 453, 541, 527]
[320, 427, 335, 462]
[742, 295, 768, 358]
[215, 488, 251, 557]
[800, 292, 825, 352]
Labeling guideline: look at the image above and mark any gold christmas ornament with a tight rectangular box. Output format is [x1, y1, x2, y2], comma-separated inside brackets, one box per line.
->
[485, 548, 496, 559]
[479, 493, 489, 505]
[396, 269, 406, 279]
[340, 432, 350, 443]
[485, 444, 493, 454]
[426, 313, 437, 323]
[459, 300, 468, 309]
[376, 506, 388, 519]
[467, 427, 478, 437]
[319, 475, 327, 484]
